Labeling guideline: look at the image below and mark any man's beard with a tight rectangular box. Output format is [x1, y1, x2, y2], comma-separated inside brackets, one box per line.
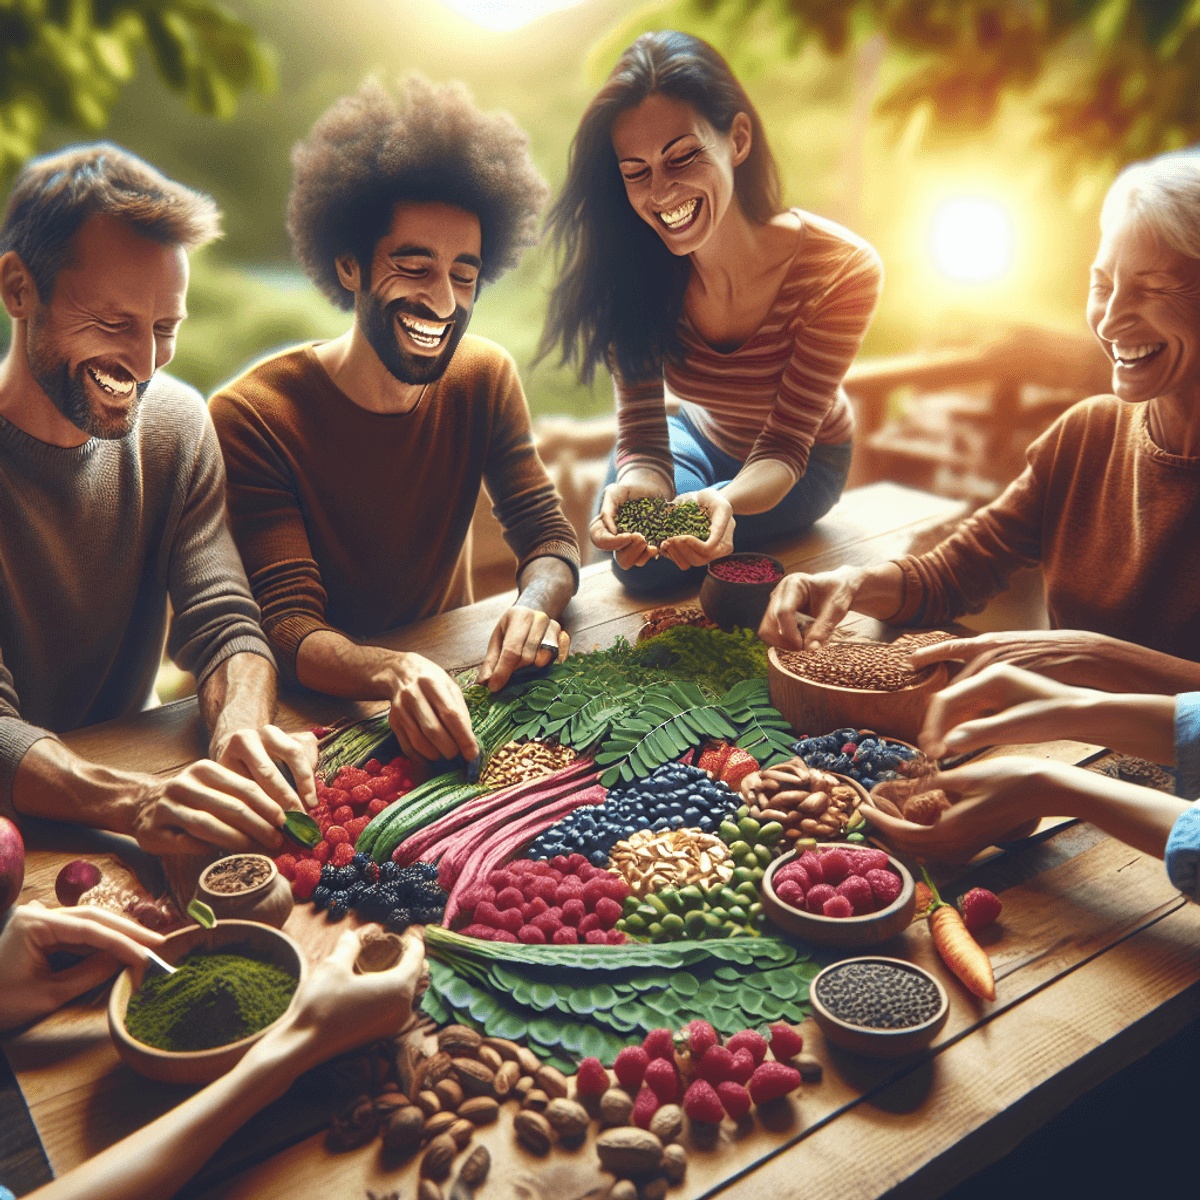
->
[27, 325, 148, 440]
[358, 293, 469, 387]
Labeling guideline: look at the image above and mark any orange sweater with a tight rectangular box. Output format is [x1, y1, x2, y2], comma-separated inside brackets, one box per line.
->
[892, 397, 1200, 661]
[210, 339, 579, 678]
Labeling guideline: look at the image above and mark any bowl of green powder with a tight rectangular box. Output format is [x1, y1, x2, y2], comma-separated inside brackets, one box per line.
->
[108, 920, 305, 1084]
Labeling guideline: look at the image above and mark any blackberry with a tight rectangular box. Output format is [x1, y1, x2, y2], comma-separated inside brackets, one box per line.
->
[416, 862, 439, 882]
[378, 861, 402, 884]
[352, 851, 372, 872]
[327, 865, 358, 892]
[416, 907, 445, 924]
[387, 907, 414, 932]
[327, 901, 348, 922]
[310, 885, 331, 912]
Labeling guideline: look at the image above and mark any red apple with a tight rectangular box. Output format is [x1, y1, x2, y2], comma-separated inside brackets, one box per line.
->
[0, 816, 25, 916]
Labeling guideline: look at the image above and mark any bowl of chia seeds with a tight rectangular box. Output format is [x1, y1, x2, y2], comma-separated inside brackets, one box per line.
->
[108, 919, 305, 1084]
[810, 956, 949, 1057]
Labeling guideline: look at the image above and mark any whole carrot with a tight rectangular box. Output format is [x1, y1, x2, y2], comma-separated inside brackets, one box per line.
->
[921, 867, 995, 1001]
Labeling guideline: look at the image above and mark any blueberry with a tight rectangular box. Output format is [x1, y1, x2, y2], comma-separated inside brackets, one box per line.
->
[684, 806, 701, 821]
[668, 814, 685, 828]
[651, 816, 669, 831]
[698, 816, 715, 832]
[860, 777, 878, 790]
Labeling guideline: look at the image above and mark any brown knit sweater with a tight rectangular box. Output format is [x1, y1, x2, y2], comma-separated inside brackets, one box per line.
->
[209, 338, 580, 679]
[0, 374, 274, 811]
[892, 396, 1200, 661]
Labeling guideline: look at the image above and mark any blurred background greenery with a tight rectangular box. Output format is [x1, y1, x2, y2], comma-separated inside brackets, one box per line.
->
[4, 0, 1199, 414]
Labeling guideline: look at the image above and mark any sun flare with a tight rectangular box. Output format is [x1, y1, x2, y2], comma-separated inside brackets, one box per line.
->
[930, 198, 1014, 283]
[438, 0, 586, 32]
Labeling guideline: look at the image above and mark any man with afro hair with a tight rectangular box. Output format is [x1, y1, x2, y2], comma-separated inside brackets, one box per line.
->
[210, 77, 579, 763]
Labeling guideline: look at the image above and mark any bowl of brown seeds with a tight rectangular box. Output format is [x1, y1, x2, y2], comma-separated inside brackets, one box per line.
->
[767, 633, 953, 744]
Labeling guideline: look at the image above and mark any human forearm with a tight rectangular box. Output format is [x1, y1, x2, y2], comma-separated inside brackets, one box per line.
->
[295, 629, 401, 702]
[26, 1024, 317, 1200]
[516, 556, 577, 621]
[200, 652, 278, 759]
[721, 459, 795, 516]
[11, 738, 151, 836]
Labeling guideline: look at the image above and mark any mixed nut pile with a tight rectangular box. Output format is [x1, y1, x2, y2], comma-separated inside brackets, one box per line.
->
[739, 757, 866, 842]
[478, 740, 578, 789]
[608, 827, 734, 898]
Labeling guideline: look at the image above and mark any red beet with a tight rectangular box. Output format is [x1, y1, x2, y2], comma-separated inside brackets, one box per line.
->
[0, 817, 25, 916]
[55, 858, 101, 907]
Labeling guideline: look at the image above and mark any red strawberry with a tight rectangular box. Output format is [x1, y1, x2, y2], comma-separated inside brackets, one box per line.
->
[682, 1078, 724, 1124]
[291, 859, 322, 901]
[698, 1044, 734, 1084]
[727, 1030, 768, 1066]
[332, 804, 355, 825]
[687, 1019, 718, 1057]
[797, 850, 824, 884]
[643, 1028, 676, 1061]
[614, 1045, 650, 1090]
[767, 1024, 804, 1060]
[716, 1080, 752, 1120]
[632, 1086, 660, 1128]
[575, 1057, 609, 1096]
[720, 748, 759, 790]
[959, 887, 1002, 932]
[728, 1047, 755, 1085]
[747, 1061, 801, 1104]
[643, 1056, 679, 1102]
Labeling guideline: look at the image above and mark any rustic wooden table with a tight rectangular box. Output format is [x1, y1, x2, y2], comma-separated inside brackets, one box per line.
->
[4, 482, 1199, 1200]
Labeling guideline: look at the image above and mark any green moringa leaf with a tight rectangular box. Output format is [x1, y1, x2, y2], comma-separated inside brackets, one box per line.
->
[281, 809, 322, 848]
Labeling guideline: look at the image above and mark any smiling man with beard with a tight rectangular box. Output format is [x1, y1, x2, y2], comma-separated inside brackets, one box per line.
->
[0, 145, 319, 854]
[210, 78, 580, 763]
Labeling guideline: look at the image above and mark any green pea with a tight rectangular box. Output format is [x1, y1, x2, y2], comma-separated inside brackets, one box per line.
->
[647, 921, 663, 938]
[753, 844, 773, 867]
[731, 867, 755, 886]
[749, 902, 763, 919]
[636, 903, 659, 922]
[728, 839, 752, 859]
[727, 905, 748, 923]
[623, 914, 646, 934]
[738, 817, 761, 840]
[735, 880, 759, 901]
[645, 894, 669, 916]
[685, 910, 709, 936]
[678, 885, 704, 909]
[660, 890, 683, 913]
[758, 821, 784, 846]
[661, 913, 685, 934]
[719, 821, 742, 843]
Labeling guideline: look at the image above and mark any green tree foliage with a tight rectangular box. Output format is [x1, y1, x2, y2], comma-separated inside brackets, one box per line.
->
[694, 0, 1200, 170]
[0, 0, 274, 177]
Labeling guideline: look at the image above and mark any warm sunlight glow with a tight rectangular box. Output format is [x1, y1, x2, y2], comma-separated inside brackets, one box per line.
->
[439, 0, 586, 31]
[930, 198, 1014, 282]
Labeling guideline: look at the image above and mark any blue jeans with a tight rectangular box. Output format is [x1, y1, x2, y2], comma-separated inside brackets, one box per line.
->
[600, 409, 852, 597]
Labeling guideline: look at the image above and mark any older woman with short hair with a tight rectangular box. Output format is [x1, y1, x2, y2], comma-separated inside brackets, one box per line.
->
[760, 148, 1200, 695]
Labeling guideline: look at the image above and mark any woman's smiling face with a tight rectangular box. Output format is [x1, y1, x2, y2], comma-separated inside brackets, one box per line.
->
[1087, 205, 1200, 405]
[610, 93, 750, 256]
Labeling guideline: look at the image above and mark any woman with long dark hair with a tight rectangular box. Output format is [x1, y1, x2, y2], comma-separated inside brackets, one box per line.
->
[540, 30, 883, 594]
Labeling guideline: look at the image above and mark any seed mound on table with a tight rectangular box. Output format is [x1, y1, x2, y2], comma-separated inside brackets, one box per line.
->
[615, 497, 710, 546]
[779, 631, 956, 692]
[708, 555, 782, 585]
[815, 961, 942, 1029]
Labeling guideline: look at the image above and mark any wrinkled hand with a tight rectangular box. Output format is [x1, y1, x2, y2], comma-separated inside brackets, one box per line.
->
[758, 566, 869, 650]
[477, 605, 570, 693]
[253, 927, 426, 1070]
[213, 725, 319, 812]
[591, 478, 674, 570]
[909, 629, 1126, 690]
[918, 662, 1091, 758]
[0, 901, 164, 1031]
[657, 488, 735, 570]
[388, 652, 478, 763]
[862, 757, 1058, 861]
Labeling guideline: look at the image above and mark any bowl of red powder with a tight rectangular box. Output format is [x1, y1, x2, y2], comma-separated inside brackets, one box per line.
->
[699, 553, 785, 631]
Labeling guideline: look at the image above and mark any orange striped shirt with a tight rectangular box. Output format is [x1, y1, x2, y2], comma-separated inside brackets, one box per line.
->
[614, 212, 883, 486]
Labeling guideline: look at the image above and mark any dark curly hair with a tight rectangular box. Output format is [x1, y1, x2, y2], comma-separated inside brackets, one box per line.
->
[288, 76, 549, 309]
[538, 31, 782, 384]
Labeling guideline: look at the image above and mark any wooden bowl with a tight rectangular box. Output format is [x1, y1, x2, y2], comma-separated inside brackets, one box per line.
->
[698, 553, 785, 631]
[759, 848, 916, 946]
[767, 646, 948, 744]
[108, 920, 305, 1085]
[809, 956, 949, 1057]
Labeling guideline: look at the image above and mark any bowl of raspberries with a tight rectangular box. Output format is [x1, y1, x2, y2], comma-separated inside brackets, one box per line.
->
[760, 844, 916, 946]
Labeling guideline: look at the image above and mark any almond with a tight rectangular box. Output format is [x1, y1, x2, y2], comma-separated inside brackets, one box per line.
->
[543, 1097, 589, 1140]
[516, 1046, 542, 1075]
[451, 1057, 495, 1097]
[648, 1103, 683, 1142]
[416, 1090, 441, 1118]
[477, 1044, 504, 1073]
[481, 1036, 521, 1062]
[599, 1087, 634, 1126]
[535, 1064, 569, 1099]
[437, 1024, 482, 1055]
[595, 1127, 664, 1175]
[493, 1060, 520, 1098]
[513, 1075, 536, 1101]
[420, 1132, 457, 1179]
[382, 1105, 425, 1152]
[513, 1109, 552, 1155]
[433, 1079, 463, 1110]
[423, 1051, 455, 1085]
[662, 1142, 687, 1182]
[522, 1088, 549, 1112]
[457, 1144, 491, 1186]
[423, 1110, 458, 1139]
[447, 1118, 475, 1149]
[457, 1096, 499, 1125]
